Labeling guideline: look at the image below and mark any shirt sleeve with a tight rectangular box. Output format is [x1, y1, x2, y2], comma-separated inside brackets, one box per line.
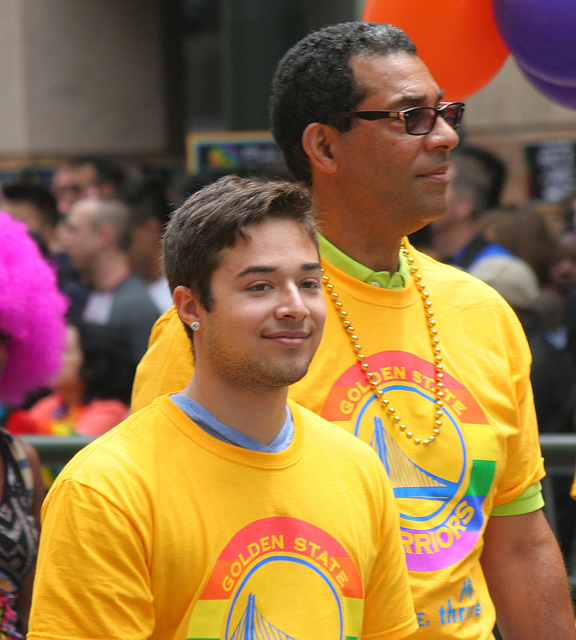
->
[490, 306, 546, 507]
[28, 479, 154, 640]
[491, 481, 545, 516]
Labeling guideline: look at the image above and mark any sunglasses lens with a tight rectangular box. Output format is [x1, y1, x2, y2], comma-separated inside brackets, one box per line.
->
[442, 104, 463, 129]
[405, 108, 437, 135]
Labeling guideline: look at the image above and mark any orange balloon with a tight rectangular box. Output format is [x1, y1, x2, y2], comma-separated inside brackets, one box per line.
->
[362, 0, 509, 101]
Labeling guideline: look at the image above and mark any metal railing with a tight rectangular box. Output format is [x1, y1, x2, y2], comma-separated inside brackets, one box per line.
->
[539, 434, 576, 475]
[24, 433, 576, 471]
[22, 435, 95, 465]
[21, 432, 576, 585]
[23, 432, 576, 487]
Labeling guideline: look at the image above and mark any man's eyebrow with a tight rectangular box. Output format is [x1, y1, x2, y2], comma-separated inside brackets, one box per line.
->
[387, 90, 445, 109]
[237, 262, 321, 278]
[237, 265, 276, 278]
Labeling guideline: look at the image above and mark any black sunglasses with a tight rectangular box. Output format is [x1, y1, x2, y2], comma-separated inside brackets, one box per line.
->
[329, 102, 465, 136]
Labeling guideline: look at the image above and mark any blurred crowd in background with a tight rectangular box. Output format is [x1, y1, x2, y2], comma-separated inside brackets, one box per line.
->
[3, 146, 576, 554]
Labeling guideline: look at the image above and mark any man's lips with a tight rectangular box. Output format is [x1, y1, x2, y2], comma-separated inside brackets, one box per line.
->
[263, 330, 311, 347]
[418, 165, 450, 180]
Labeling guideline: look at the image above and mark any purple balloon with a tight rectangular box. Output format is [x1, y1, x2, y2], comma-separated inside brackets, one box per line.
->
[520, 64, 576, 110]
[493, 0, 576, 85]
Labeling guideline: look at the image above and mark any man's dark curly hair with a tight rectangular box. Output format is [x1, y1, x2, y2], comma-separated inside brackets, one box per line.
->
[270, 22, 417, 185]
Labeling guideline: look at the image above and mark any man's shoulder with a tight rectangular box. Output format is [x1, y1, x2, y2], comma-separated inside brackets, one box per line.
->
[415, 249, 517, 301]
[145, 305, 187, 348]
[153, 304, 181, 328]
[131, 307, 190, 413]
[55, 396, 176, 484]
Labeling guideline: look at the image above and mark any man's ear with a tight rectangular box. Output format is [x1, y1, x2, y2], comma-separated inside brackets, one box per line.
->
[302, 122, 341, 175]
[173, 285, 202, 328]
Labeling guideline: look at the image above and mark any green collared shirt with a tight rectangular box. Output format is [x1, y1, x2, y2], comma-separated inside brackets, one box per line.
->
[318, 235, 409, 290]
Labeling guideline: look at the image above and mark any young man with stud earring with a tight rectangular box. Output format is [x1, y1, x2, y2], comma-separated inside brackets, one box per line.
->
[28, 175, 418, 640]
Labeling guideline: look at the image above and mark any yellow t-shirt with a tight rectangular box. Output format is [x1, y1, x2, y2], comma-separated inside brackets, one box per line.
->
[29, 397, 417, 640]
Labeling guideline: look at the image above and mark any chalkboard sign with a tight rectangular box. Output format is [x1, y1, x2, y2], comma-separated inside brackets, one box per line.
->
[525, 140, 576, 202]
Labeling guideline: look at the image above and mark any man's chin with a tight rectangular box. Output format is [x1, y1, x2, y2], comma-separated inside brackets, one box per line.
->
[265, 360, 314, 388]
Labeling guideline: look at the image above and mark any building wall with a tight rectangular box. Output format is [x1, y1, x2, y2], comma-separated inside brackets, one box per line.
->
[0, 0, 167, 161]
[0, 0, 29, 155]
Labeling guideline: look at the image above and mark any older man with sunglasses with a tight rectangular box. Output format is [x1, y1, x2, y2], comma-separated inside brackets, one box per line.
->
[132, 22, 575, 640]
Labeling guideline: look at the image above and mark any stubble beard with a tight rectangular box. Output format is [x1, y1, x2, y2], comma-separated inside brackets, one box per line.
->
[207, 343, 314, 394]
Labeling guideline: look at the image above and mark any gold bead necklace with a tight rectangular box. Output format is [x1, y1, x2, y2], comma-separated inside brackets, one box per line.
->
[322, 240, 445, 446]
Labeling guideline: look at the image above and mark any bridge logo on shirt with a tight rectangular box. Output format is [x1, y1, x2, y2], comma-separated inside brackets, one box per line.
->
[186, 517, 364, 640]
[320, 350, 497, 573]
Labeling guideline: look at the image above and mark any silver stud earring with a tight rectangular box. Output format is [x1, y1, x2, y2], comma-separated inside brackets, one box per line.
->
[190, 321, 201, 331]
